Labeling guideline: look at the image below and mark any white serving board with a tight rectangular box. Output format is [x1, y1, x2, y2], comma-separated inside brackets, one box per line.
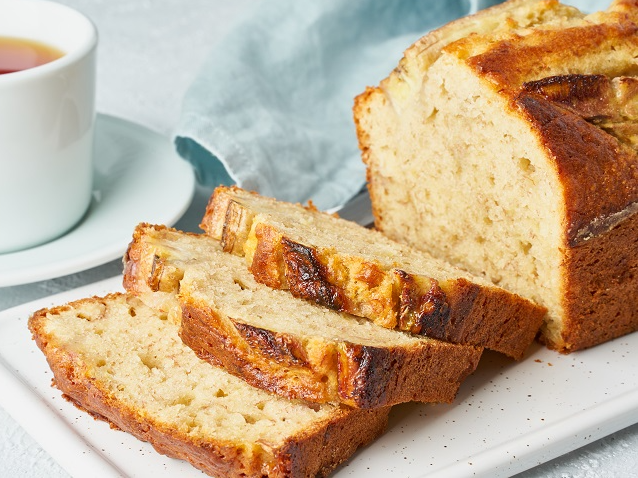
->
[1, 276, 637, 477]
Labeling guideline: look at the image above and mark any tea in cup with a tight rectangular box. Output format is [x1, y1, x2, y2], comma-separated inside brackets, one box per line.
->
[0, 36, 65, 75]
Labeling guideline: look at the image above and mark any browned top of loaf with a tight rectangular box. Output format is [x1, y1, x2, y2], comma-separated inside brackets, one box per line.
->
[361, 0, 638, 246]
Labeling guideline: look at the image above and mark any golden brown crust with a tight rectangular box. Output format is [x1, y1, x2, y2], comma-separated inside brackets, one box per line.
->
[250, 224, 397, 329]
[514, 89, 638, 246]
[336, 341, 480, 407]
[464, 4, 638, 249]
[28, 293, 389, 478]
[273, 408, 389, 478]
[521, 74, 615, 118]
[273, 405, 388, 478]
[123, 223, 184, 295]
[200, 187, 235, 241]
[220, 198, 256, 255]
[122, 227, 144, 294]
[513, 73, 638, 351]
[203, 189, 545, 359]
[248, 220, 288, 290]
[463, 4, 638, 249]
[394, 269, 451, 335]
[279, 237, 351, 313]
[180, 300, 482, 408]
[180, 301, 338, 404]
[465, 23, 635, 89]
[548, 210, 638, 352]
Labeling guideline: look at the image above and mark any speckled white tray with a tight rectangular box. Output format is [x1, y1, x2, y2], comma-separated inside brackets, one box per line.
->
[1, 276, 637, 478]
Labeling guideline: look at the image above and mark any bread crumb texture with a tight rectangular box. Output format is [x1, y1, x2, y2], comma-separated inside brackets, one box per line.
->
[29, 294, 389, 477]
[37, 295, 332, 441]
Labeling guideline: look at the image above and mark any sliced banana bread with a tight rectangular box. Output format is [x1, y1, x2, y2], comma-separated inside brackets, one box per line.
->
[353, 0, 638, 352]
[200, 186, 545, 360]
[28, 293, 389, 478]
[123, 224, 482, 408]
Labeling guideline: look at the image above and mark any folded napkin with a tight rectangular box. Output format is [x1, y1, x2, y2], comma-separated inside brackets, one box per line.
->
[173, 0, 604, 210]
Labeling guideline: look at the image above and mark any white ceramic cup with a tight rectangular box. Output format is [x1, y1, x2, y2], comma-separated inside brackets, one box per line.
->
[0, 0, 97, 254]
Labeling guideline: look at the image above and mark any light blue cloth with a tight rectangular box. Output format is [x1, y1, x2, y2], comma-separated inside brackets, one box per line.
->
[173, 0, 608, 210]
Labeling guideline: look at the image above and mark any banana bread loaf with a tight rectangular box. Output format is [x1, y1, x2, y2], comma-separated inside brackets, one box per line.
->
[123, 224, 482, 408]
[200, 185, 545, 360]
[28, 293, 389, 478]
[354, 0, 638, 352]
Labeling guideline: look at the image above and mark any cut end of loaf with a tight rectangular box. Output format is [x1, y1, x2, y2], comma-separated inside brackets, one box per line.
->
[354, 0, 638, 352]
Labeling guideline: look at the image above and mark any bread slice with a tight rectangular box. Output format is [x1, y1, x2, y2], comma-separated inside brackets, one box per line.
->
[199, 186, 545, 360]
[353, 0, 638, 352]
[123, 224, 482, 408]
[28, 293, 389, 478]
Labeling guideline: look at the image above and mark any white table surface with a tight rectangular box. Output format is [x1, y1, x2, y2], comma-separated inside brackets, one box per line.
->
[1, 1, 637, 477]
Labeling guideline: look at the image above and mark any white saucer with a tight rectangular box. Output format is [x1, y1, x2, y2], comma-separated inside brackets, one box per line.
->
[0, 114, 195, 287]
